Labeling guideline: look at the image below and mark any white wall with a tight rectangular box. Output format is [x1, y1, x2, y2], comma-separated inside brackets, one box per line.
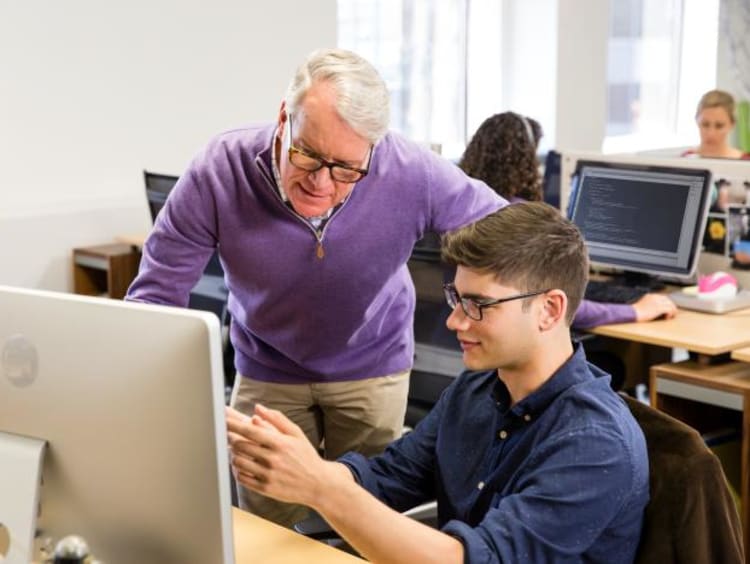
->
[500, 0, 558, 152]
[717, 0, 750, 101]
[717, 0, 750, 154]
[0, 0, 336, 291]
[492, 0, 608, 153]
[554, 0, 609, 152]
[500, 0, 728, 154]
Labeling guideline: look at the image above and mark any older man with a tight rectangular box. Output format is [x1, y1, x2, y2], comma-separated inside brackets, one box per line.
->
[127, 47, 504, 526]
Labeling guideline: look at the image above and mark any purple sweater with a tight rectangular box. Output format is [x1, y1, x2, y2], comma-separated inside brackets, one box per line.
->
[573, 299, 635, 329]
[127, 124, 505, 384]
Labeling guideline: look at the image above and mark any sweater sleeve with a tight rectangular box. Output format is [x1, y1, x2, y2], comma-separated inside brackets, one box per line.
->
[572, 299, 636, 330]
[126, 164, 218, 307]
[421, 148, 506, 234]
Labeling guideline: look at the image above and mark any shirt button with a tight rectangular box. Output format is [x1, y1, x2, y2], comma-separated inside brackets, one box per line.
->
[498, 430, 508, 440]
[523, 414, 532, 422]
[477, 481, 485, 490]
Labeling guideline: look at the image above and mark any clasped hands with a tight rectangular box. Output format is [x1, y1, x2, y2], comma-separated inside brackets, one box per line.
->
[225, 404, 335, 508]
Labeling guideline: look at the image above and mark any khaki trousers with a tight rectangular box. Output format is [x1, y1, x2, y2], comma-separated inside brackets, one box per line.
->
[230, 370, 410, 528]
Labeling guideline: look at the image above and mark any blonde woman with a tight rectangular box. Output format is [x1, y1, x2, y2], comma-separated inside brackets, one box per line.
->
[682, 89, 750, 159]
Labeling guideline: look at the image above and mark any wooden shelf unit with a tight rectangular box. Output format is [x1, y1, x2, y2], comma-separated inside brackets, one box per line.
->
[72, 243, 141, 299]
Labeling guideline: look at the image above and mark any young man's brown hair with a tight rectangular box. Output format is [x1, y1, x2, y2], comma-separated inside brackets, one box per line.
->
[441, 201, 588, 325]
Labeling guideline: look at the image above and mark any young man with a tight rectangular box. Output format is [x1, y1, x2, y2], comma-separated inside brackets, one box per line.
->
[226, 202, 650, 562]
[127, 48, 504, 526]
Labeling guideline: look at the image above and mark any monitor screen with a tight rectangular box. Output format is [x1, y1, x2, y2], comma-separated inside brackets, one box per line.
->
[542, 150, 562, 209]
[0, 287, 234, 563]
[408, 233, 456, 346]
[568, 160, 712, 279]
[406, 236, 463, 427]
[143, 170, 225, 280]
[144, 170, 179, 223]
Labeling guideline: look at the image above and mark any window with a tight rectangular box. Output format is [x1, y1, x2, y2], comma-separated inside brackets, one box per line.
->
[606, 0, 683, 138]
[603, 0, 720, 153]
[338, 0, 719, 156]
[338, 0, 469, 157]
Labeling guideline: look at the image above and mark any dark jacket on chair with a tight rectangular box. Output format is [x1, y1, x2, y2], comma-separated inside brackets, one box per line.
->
[622, 395, 744, 563]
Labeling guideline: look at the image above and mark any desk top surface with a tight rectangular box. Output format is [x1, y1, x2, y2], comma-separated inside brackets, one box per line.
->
[731, 346, 750, 363]
[588, 306, 750, 355]
[651, 359, 750, 392]
[232, 508, 365, 563]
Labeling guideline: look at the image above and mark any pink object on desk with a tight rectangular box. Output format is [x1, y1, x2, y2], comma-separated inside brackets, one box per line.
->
[697, 271, 738, 299]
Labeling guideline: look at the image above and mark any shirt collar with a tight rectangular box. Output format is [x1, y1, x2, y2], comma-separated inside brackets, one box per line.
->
[492, 342, 594, 419]
[270, 128, 288, 203]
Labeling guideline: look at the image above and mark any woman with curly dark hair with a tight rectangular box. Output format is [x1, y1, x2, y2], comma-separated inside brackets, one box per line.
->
[459, 112, 543, 202]
[457, 112, 677, 391]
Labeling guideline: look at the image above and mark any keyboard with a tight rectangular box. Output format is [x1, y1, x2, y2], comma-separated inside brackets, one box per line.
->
[584, 280, 650, 304]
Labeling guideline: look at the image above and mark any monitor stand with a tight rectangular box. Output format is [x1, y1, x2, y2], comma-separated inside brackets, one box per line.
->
[610, 271, 666, 291]
[0, 432, 45, 563]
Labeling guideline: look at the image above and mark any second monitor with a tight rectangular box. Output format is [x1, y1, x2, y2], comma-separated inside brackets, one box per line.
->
[568, 160, 712, 284]
[0, 287, 235, 563]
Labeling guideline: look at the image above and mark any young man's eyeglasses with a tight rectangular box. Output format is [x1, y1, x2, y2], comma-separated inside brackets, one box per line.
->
[443, 283, 549, 321]
[286, 115, 372, 183]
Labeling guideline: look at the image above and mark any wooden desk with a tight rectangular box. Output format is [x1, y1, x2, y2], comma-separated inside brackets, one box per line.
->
[731, 345, 750, 562]
[584, 306, 750, 391]
[589, 307, 750, 356]
[732, 346, 750, 363]
[232, 508, 365, 563]
[649, 361, 750, 560]
[72, 243, 141, 299]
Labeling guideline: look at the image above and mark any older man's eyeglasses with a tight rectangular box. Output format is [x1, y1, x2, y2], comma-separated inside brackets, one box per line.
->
[287, 115, 372, 183]
[443, 283, 549, 321]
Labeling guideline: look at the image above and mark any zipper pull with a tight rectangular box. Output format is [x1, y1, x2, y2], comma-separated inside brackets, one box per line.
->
[316, 241, 325, 259]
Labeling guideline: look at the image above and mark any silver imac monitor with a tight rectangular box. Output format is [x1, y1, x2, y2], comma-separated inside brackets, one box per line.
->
[567, 160, 712, 282]
[0, 286, 234, 563]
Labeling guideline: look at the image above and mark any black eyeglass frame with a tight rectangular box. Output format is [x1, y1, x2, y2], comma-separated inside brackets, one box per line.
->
[443, 283, 550, 321]
[286, 115, 372, 183]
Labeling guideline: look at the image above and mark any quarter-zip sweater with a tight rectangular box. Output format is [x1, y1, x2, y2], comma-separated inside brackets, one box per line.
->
[127, 124, 505, 383]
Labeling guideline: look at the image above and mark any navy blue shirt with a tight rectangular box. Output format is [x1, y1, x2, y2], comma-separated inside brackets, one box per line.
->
[339, 345, 649, 563]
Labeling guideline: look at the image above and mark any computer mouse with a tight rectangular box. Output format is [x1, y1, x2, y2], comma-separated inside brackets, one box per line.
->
[697, 271, 738, 299]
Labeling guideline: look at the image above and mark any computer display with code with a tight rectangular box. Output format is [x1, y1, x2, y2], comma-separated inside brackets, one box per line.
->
[568, 160, 712, 282]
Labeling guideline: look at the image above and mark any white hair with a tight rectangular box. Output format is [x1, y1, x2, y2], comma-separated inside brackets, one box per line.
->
[285, 48, 391, 144]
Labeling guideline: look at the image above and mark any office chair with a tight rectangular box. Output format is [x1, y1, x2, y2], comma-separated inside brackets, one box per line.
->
[620, 395, 744, 564]
[542, 149, 562, 210]
[143, 170, 179, 222]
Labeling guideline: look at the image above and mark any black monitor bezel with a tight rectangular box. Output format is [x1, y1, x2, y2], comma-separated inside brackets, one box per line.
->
[143, 170, 179, 223]
[568, 159, 712, 279]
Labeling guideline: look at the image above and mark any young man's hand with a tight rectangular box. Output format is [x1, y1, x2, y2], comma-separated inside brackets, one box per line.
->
[225, 404, 345, 508]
